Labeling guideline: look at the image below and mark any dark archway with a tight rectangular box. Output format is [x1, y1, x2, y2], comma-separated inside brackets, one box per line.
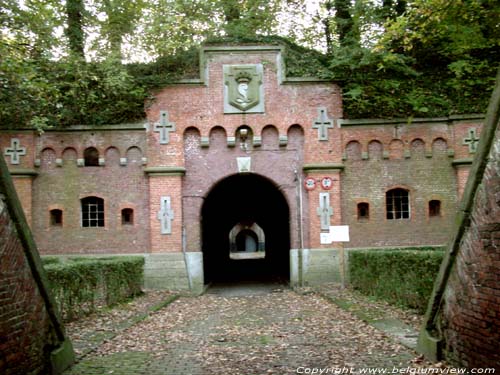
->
[202, 173, 290, 283]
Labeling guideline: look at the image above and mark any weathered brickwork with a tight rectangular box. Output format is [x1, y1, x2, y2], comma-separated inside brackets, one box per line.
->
[439, 127, 500, 368]
[0, 45, 484, 277]
[29, 128, 150, 254]
[0, 165, 72, 374]
[148, 175, 183, 253]
[341, 121, 458, 247]
[0, 197, 51, 374]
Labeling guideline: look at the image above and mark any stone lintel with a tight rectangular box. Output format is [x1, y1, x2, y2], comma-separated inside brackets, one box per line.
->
[282, 77, 332, 84]
[303, 163, 345, 173]
[144, 166, 186, 176]
[451, 158, 474, 166]
[203, 45, 285, 53]
[340, 114, 484, 127]
[47, 123, 147, 132]
[9, 169, 39, 177]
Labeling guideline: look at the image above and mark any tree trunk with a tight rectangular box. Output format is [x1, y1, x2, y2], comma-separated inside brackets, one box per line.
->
[334, 0, 356, 47]
[65, 0, 85, 59]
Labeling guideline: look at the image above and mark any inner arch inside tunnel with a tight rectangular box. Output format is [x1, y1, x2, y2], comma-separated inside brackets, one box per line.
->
[201, 173, 290, 284]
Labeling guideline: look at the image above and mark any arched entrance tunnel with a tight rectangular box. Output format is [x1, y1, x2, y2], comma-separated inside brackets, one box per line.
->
[202, 174, 290, 284]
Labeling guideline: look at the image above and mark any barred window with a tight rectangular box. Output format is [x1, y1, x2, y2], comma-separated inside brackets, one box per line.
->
[81, 197, 104, 227]
[386, 189, 410, 219]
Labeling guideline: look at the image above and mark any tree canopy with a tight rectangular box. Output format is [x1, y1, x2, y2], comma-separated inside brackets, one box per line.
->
[1, 0, 498, 130]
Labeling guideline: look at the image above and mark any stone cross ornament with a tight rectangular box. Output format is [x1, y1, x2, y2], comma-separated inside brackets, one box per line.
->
[158, 196, 174, 234]
[154, 111, 176, 145]
[313, 107, 334, 141]
[317, 192, 333, 231]
[462, 128, 480, 154]
[4, 138, 27, 165]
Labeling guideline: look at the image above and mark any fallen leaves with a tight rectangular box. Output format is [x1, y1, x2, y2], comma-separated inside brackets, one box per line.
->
[66, 286, 452, 375]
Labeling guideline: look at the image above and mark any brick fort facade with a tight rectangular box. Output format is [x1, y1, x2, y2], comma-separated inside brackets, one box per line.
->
[1, 45, 485, 291]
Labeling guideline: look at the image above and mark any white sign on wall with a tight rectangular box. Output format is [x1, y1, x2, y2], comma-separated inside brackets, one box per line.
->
[320, 225, 350, 244]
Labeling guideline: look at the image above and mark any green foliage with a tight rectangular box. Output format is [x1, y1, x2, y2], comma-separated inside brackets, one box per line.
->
[348, 249, 444, 313]
[1, 0, 499, 127]
[0, 54, 146, 129]
[328, 42, 498, 118]
[204, 35, 331, 78]
[126, 47, 201, 89]
[44, 256, 144, 321]
[41, 256, 61, 265]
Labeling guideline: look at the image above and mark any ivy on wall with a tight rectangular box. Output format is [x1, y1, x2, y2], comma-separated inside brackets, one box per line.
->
[1, 36, 497, 131]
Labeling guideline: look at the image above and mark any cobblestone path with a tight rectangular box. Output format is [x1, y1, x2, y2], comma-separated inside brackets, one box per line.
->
[64, 285, 423, 375]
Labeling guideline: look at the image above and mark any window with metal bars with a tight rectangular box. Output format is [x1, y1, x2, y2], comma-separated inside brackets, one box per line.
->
[386, 189, 410, 219]
[81, 197, 104, 227]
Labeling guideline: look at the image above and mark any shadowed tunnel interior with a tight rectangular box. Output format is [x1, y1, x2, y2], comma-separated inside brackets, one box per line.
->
[202, 173, 290, 283]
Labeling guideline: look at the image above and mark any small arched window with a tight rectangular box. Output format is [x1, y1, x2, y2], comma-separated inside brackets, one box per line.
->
[50, 209, 63, 226]
[84, 147, 99, 166]
[81, 196, 104, 227]
[357, 203, 369, 220]
[386, 188, 410, 219]
[121, 208, 134, 225]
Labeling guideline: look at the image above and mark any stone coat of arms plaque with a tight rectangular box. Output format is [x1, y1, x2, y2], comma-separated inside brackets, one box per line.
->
[224, 64, 264, 114]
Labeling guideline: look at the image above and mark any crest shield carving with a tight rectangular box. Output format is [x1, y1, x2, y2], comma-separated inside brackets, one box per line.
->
[224, 64, 264, 113]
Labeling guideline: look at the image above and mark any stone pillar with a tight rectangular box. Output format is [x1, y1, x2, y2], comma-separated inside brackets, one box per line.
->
[299, 164, 344, 285]
[303, 164, 344, 249]
[145, 167, 185, 253]
[1, 133, 37, 227]
[144, 167, 205, 293]
[10, 170, 38, 227]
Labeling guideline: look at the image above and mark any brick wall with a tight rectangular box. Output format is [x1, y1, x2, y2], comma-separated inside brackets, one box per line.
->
[30, 128, 150, 254]
[148, 46, 341, 254]
[438, 125, 500, 368]
[0, 154, 72, 374]
[0, 195, 53, 374]
[0, 46, 486, 276]
[148, 175, 183, 253]
[1, 132, 37, 223]
[340, 118, 483, 248]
